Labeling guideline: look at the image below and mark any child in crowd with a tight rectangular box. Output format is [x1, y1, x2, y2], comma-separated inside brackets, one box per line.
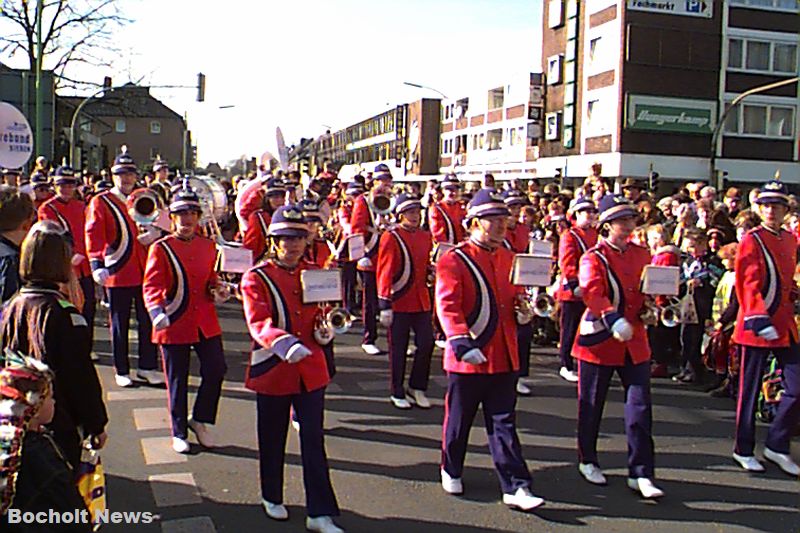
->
[674, 229, 724, 384]
[706, 243, 740, 398]
[0, 186, 35, 306]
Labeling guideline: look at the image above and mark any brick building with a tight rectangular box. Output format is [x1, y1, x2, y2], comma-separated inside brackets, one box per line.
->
[538, 0, 798, 189]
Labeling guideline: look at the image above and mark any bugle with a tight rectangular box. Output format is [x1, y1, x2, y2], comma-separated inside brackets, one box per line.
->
[127, 189, 161, 226]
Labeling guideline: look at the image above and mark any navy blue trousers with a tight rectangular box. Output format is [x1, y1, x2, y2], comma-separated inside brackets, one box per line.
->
[341, 261, 358, 315]
[160, 334, 226, 439]
[107, 285, 157, 375]
[388, 311, 433, 397]
[559, 300, 584, 371]
[577, 357, 655, 478]
[517, 323, 533, 378]
[78, 276, 96, 349]
[442, 372, 532, 494]
[360, 270, 378, 344]
[735, 344, 800, 455]
[256, 388, 340, 518]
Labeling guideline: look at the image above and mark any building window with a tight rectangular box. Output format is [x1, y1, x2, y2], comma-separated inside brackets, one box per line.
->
[548, 0, 564, 28]
[728, 37, 798, 75]
[488, 87, 504, 110]
[150, 121, 161, 134]
[486, 129, 503, 150]
[724, 102, 795, 138]
[546, 55, 563, 85]
[730, 0, 798, 10]
[545, 112, 561, 141]
[115, 119, 126, 133]
[150, 147, 160, 159]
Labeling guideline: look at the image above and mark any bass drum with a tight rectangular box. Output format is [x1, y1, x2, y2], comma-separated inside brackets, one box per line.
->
[187, 176, 228, 223]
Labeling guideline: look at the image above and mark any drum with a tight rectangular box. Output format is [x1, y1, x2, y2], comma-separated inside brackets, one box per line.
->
[188, 176, 228, 224]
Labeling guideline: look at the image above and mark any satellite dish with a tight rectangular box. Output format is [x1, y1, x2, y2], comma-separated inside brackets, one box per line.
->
[0, 102, 34, 168]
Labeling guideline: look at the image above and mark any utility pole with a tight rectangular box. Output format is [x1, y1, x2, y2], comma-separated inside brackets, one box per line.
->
[34, 0, 44, 159]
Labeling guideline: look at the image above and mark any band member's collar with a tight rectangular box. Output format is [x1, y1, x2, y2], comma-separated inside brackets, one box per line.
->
[109, 186, 127, 201]
[760, 223, 781, 236]
[274, 259, 300, 272]
[603, 238, 626, 253]
[469, 237, 494, 251]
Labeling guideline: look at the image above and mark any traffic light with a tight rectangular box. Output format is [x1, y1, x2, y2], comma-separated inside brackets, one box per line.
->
[197, 73, 206, 102]
[648, 171, 659, 192]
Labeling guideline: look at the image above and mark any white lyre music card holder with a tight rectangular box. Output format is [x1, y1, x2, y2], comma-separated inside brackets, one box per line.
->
[301, 268, 343, 304]
[216, 243, 253, 273]
[529, 239, 553, 257]
[511, 254, 552, 287]
[641, 265, 680, 296]
[347, 234, 365, 261]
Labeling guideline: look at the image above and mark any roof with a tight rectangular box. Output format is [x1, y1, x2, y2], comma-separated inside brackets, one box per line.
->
[60, 84, 184, 122]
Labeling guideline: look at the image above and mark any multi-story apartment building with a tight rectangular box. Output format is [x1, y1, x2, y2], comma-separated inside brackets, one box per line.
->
[538, 0, 798, 189]
[439, 72, 544, 181]
[308, 98, 441, 181]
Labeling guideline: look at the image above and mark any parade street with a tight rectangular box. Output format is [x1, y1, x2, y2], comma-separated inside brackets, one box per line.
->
[91, 302, 798, 533]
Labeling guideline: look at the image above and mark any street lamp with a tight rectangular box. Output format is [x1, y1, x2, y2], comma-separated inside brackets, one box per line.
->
[709, 76, 799, 185]
[403, 81, 448, 99]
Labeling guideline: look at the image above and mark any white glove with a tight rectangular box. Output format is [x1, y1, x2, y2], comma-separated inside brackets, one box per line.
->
[573, 286, 583, 298]
[152, 312, 170, 331]
[757, 326, 779, 341]
[314, 327, 334, 346]
[92, 268, 110, 286]
[137, 226, 161, 246]
[461, 348, 488, 365]
[286, 343, 312, 364]
[357, 257, 373, 269]
[379, 309, 393, 327]
[71, 254, 85, 266]
[610, 317, 634, 342]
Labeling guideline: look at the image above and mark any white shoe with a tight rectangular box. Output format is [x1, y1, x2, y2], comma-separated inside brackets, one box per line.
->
[306, 516, 344, 533]
[502, 487, 545, 511]
[390, 396, 412, 409]
[115, 374, 133, 387]
[441, 469, 463, 495]
[361, 343, 382, 355]
[578, 463, 607, 485]
[516, 382, 532, 396]
[408, 389, 431, 409]
[136, 369, 165, 385]
[172, 437, 191, 454]
[90, 352, 100, 361]
[262, 500, 288, 521]
[435, 339, 447, 349]
[732, 452, 766, 472]
[406, 344, 417, 356]
[188, 418, 215, 448]
[559, 367, 579, 383]
[291, 418, 300, 431]
[627, 477, 664, 499]
[764, 447, 800, 476]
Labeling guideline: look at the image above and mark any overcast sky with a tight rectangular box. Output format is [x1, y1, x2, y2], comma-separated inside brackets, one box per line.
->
[3, 0, 543, 166]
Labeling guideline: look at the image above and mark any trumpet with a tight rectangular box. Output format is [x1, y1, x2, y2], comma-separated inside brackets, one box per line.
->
[127, 188, 161, 226]
[210, 281, 241, 303]
[314, 305, 352, 345]
[639, 297, 681, 328]
[368, 185, 395, 216]
[516, 288, 555, 320]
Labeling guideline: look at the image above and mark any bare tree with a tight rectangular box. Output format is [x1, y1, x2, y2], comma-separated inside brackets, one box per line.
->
[0, 0, 129, 89]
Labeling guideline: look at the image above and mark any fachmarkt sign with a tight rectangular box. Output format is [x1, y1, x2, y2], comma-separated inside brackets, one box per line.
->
[627, 0, 713, 18]
[626, 95, 717, 134]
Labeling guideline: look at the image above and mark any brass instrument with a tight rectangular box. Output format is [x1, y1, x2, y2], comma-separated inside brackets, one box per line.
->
[314, 305, 352, 345]
[639, 296, 681, 328]
[127, 188, 161, 226]
[368, 185, 395, 216]
[210, 280, 241, 303]
[516, 287, 555, 320]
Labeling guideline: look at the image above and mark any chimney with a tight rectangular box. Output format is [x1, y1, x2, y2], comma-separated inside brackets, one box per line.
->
[103, 76, 112, 96]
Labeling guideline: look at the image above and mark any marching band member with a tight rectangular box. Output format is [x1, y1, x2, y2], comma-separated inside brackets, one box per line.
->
[555, 195, 598, 383]
[436, 189, 543, 511]
[429, 174, 466, 245]
[85, 149, 162, 388]
[338, 181, 364, 317]
[573, 195, 662, 499]
[142, 184, 228, 454]
[377, 193, 434, 410]
[351, 165, 393, 355]
[646, 224, 681, 378]
[501, 190, 529, 253]
[299, 199, 334, 269]
[30, 172, 53, 215]
[38, 165, 95, 347]
[731, 180, 800, 476]
[243, 178, 287, 264]
[240, 205, 344, 533]
[149, 157, 171, 204]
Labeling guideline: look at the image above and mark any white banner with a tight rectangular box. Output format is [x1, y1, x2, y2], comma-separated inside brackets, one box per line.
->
[0, 102, 34, 169]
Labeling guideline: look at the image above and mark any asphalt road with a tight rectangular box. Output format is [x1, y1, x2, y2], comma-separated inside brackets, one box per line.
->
[90, 302, 799, 533]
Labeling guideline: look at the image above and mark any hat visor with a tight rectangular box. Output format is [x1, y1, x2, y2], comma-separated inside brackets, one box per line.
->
[754, 196, 789, 206]
[54, 178, 78, 185]
[269, 228, 309, 238]
[466, 206, 511, 221]
[600, 206, 638, 224]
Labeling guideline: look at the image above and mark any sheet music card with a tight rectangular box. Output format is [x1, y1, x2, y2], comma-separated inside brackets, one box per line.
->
[511, 254, 552, 287]
[641, 265, 680, 295]
[301, 269, 343, 303]
[347, 234, 365, 261]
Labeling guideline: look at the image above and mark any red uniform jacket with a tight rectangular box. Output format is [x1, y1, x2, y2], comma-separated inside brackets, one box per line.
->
[733, 226, 799, 348]
[142, 234, 222, 345]
[377, 226, 433, 313]
[305, 238, 333, 269]
[236, 181, 265, 231]
[85, 189, 147, 287]
[429, 200, 466, 244]
[435, 240, 522, 375]
[351, 193, 381, 272]
[241, 260, 331, 396]
[503, 223, 530, 254]
[573, 240, 652, 366]
[651, 245, 680, 306]
[243, 210, 272, 264]
[33, 195, 52, 216]
[39, 197, 91, 278]
[556, 226, 599, 302]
